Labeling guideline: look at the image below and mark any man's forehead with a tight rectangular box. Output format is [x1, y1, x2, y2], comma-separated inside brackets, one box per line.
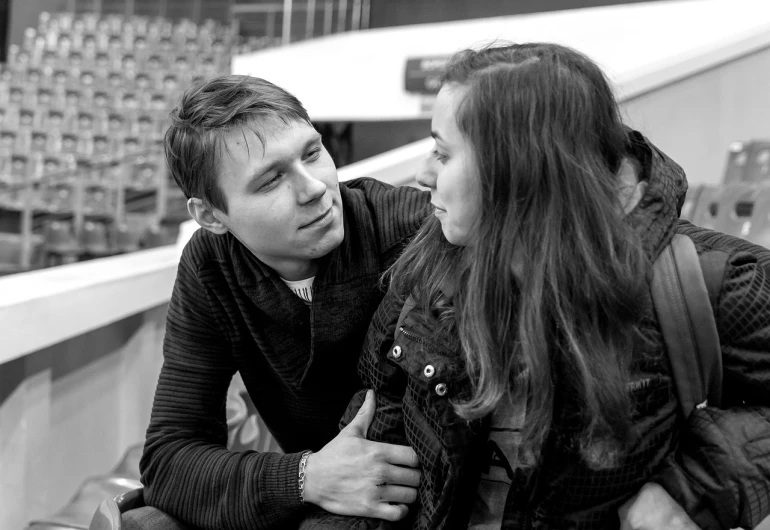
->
[216, 118, 320, 178]
[225, 119, 316, 160]
[225, 119, 318, 164]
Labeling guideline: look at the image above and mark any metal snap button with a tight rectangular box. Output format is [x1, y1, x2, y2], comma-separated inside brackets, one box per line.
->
[423, 364, 435, 378]
[392, 345, 402, 359]
[435, 383, 447, 396]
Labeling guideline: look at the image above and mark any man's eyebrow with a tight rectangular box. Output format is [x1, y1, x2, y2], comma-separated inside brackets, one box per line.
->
[246, 133, 323, 187]
[431, 130, 443, 142]
[305, 132, 323, 146]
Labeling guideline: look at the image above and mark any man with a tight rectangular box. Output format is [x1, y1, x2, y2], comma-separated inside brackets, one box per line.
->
[129, 75, 430, 529]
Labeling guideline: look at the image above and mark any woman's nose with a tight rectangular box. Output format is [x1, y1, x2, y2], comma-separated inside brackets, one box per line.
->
[415, 154, 438, 189]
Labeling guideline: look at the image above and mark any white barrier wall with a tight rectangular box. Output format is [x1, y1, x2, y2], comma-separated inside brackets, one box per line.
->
[232, 0, 770, 123]
[0, 249, 176, 529]
[620, 45, 770, 185]
[0, 305, 167, 530]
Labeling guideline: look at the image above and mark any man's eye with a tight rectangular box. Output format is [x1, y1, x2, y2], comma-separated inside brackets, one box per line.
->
[305, 147, 321, 161]
[261, 174, 282, 189]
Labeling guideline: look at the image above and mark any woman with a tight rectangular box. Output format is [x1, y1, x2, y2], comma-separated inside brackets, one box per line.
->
[301, 43, 770, 529]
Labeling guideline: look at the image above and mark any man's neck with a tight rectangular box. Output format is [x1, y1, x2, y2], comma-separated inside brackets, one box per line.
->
[264, 258, 319, 281]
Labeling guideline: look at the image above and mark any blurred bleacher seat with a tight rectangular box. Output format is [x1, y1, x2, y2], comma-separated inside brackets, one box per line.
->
[0, 11, 263, 275]
[681, 139, 770, 251]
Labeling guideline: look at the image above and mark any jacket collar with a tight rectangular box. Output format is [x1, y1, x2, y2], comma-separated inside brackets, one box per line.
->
[624, 129, 688, 262]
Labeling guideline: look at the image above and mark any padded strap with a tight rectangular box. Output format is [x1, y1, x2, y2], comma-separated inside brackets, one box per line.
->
[699, 250, 729, 311]
[651, 234, 722, 418]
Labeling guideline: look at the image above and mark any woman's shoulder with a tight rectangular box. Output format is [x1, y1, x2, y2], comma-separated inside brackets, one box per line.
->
[677, 221, 770, 344]
[676, 219, 770, 271]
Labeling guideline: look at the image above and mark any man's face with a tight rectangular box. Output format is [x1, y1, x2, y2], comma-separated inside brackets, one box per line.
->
[212, 120, 344, 279]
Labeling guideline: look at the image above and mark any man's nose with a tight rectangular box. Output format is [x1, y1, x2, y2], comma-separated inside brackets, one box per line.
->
[415, 154, 438, 189]
[296, 163, 327, 203]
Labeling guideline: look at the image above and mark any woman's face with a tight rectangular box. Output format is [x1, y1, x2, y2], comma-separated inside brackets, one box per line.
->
[417, 84, 481, 246]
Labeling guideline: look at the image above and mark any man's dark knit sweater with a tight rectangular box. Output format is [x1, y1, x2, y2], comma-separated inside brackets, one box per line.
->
[139, 178, 431, 530]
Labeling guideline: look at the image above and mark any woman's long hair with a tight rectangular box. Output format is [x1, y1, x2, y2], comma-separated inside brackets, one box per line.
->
[390, 43, 649, 463]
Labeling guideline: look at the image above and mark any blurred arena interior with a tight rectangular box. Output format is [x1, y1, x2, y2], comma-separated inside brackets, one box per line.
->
[0, 0, 770, 528]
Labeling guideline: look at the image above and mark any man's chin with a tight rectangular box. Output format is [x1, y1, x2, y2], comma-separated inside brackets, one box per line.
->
[323, 222, 345, 253]
[301, 208, 344, 259]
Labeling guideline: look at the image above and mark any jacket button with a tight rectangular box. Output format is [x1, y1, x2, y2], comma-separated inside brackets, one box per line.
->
[423, 364, 435, 378]
[435, 383, 447, 396]
[392, 345, 402, 359]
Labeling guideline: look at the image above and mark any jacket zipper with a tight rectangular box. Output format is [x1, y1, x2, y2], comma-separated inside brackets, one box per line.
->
[399, 326, 424, 344]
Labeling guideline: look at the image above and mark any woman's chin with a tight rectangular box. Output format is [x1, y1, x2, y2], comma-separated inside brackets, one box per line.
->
[442, 227, 469, 247]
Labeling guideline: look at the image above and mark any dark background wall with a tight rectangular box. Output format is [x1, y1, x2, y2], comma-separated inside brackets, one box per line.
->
[3, 0, 673, 62]
[368, 0, 669, 28]
[0, 0, 8, 61]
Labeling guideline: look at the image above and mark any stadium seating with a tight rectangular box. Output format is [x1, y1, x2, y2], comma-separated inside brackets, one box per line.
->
[722, 140, 770, 185]
[0, 11, 245, 273]
[684, 139, 770, 247]
[679, 184, 704, 222]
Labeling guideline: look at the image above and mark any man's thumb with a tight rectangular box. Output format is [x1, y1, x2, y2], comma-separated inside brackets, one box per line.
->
[345, 389, 375, 437]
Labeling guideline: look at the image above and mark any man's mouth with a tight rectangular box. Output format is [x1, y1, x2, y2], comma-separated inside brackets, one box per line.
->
[300, 207, 333, 228]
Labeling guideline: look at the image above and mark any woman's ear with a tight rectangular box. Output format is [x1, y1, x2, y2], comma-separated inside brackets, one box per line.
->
[617, 158, 648, 215]
[626, 180, 649, 215]
[187, 198, 228, 235]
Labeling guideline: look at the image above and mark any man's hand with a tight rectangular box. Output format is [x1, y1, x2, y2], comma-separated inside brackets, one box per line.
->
[302, 390, 421, 521]
[619, 482, 701, 530]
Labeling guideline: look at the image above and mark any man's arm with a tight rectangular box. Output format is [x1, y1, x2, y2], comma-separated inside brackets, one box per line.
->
[141, 241, 421, 529]
[299, 286, 418, 530]
[303, 390, 418, 522]
[341, 177, 431, 269]
[140, 253, 309, 530]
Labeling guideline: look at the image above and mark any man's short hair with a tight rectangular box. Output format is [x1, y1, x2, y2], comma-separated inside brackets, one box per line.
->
[165, 75, 312, 213]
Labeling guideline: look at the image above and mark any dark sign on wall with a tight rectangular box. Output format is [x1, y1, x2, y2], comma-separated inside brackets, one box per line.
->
[404, 56, 450, 94]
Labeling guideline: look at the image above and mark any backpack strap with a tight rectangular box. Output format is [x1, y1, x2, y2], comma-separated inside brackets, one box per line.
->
[699, 250, 729, 311]
[651, 234, 723, 418]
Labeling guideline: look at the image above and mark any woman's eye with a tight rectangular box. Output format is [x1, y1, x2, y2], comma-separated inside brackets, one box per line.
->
[431, 149, 448, 163]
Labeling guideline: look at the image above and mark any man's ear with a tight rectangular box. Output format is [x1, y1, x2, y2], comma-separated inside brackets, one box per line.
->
[187, 198, 228, 235]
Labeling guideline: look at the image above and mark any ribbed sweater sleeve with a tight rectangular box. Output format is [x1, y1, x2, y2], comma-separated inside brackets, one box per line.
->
[343, 177, 431, 256]
[139, 242, 307, 530]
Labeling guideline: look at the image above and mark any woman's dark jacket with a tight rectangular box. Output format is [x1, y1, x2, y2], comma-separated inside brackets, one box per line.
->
[301, 132, 770, 530]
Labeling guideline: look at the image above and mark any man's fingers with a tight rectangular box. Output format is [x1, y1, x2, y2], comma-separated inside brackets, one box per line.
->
[382, 465, 421, 487]
[377, 485, 418, 505]
[343, 389, 375, 438]
[372, 503, 410, 522]
[379, 442, 419, 468]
